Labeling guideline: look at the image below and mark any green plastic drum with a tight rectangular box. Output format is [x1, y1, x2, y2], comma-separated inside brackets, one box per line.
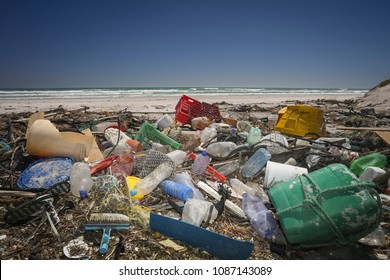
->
[268, 164, 381, 247]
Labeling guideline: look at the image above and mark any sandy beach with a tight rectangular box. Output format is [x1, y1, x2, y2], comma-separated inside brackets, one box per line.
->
[0, 93, 364, 115]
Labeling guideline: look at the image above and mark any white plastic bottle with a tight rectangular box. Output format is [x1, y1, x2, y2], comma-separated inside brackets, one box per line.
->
[70, 162, 94, 198]
[206, 142, 237, 158]
[191, 151, 210, 176]
[247, 127, 262, 145]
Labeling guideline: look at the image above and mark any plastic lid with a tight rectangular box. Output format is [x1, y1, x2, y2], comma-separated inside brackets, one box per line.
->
[79, 189, 88, 199]
[201, 151, 208, 156]
[130, 189, 137, 196]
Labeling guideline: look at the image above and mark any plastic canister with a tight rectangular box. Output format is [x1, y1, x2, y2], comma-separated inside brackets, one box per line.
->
[70, 162, 93, 198]
[268, 163, 381, 247]
[247, 127, 261, 145]
[349, 152, 387, 177]
[156, 114, 173, 130]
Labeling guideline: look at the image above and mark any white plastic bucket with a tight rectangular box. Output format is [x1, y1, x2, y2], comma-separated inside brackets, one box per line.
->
[264, 161, 308, 189]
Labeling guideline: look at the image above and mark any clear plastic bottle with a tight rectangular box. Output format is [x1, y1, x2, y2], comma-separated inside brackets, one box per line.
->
[216, 161, 239, 176]
[206, 142, 237, 158]
[242, 193, 279, 240]
[70, 162, 94, 198]
[191, 151, 210, 176]
[200, 126, 218, 145]
[241, 148, 271, 178]
[131, 162, 174, 197]
[174, 172, 205, 200]
[160, 180, 194, 202]
[181, 198, 218, 226]
[247, 127, 262, 145]
[229, 178, 256, 197]
[166, 150, 188, 166]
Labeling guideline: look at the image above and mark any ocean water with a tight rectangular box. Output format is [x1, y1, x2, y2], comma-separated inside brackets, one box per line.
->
[0, 87, 367, 100]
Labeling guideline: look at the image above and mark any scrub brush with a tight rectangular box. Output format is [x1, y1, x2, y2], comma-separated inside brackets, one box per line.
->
[84, 213, 130, 254]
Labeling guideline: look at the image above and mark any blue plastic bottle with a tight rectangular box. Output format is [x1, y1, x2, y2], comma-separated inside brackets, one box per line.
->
[160, 180, 194, 202]
[242, 193, 279, 240]
[241, 148, 271, 178]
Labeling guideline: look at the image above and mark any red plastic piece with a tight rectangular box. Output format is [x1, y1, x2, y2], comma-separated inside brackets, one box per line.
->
[90, 155, 119, 175]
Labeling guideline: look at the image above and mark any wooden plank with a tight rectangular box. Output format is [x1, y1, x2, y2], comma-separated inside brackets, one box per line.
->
[336, 126, 390, 131]
[375, 131, 390, 146]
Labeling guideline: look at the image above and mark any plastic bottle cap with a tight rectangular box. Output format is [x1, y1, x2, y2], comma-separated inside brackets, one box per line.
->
[130, 189, 137, 196]
[79, 189, 88, 199]
[201, 150, 207, 156]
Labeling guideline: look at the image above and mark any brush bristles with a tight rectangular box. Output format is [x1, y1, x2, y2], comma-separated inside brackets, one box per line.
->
[89, 213, 130, 222]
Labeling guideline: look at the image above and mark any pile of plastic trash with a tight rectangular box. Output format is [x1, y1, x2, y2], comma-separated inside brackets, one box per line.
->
[0, 95, 389, 260]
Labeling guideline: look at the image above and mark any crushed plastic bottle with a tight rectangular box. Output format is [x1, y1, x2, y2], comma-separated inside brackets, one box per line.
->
[181, 198, 218, 227]
[241, 148, 271, 178]
[242, 193, 279, 240]
[206, 142, 237, 158]
[216, 160, 239, 176]
[166, 150, 189, 166]
[306, 140, 326, 169]
[200, 126, 217, 145]
[131, 162, 174, 197]
[191, 151, 210, 176]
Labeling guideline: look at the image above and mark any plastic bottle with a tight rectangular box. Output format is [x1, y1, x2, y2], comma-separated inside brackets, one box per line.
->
[167, 150, 188, 166]
[104, 128, 130, 146]
[206, 142, 237, 158]
[200, 126, 217, 145]
[241, 148, 271, 178]
[191, 151, 210, 176]
[131, 162, 174, 197]
[358, 225, 387, 246]
[160, 180, 194, 202]
[216, 161, 239, 176]
[242, 193, 279, 241]
[349, 152, 387, 177]
[174, 172, 205, 200]
[181, 198, 218, 227]
[247, 127, 262, 146]
[70, 162, 94, 198]
[246, 182, 270, 207]
[229, 178, 256, 197]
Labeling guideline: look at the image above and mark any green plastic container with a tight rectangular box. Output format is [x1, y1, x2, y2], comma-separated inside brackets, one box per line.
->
[268, 164, 381, 248]
[349, 152, 387, 177]
[135, 121, 182, 150]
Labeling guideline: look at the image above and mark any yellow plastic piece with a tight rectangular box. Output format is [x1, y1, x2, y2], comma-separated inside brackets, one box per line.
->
[274, 105, 326, 138]
[125, 176, 143, 201]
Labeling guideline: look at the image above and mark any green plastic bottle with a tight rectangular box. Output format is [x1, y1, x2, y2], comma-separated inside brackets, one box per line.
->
[349, 152, 387, 177]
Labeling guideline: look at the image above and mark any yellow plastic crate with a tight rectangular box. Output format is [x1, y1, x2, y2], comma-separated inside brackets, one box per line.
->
[274, 105, 326, 138]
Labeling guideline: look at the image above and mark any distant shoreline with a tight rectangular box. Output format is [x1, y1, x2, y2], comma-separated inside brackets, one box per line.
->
[0, 93, 364, 114]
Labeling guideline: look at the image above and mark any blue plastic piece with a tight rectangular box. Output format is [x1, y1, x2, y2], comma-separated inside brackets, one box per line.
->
[160, 180, 194, 202]
[149, 212, 254, 260]
[17, 156, 74, 190]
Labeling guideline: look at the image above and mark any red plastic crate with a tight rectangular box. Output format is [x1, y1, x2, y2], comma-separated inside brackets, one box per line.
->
[175, 95, 221, 124]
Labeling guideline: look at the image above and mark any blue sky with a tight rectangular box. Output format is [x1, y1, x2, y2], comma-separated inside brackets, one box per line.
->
[0, 0, 389, 88]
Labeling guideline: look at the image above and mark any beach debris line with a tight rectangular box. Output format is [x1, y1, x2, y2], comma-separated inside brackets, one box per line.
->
[0, 94, 389, 260]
